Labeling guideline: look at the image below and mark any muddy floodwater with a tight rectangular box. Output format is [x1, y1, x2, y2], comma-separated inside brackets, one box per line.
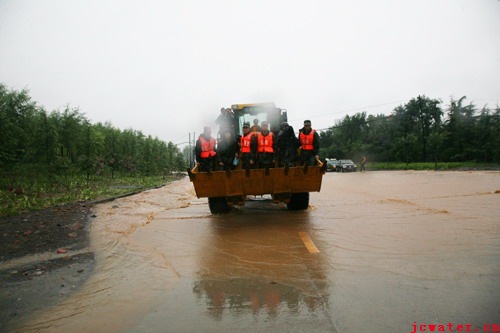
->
[12, 171, 500, 333]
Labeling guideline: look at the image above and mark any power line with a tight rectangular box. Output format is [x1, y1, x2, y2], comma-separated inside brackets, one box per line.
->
[314, 114, 393, 133]
[172, 134, 189, 144]
[289, 100, 405, 122]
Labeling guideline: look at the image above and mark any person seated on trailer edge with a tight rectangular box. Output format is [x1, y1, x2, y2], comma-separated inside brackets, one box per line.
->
[257, 121, 277, 169]
[239, 122, 257, 170]
[195, 126, 217, 172]
[298, 119, 320, 166]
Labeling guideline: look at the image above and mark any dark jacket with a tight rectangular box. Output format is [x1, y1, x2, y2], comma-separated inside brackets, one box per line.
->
[277, 126, 300, 159]
[217, 137, 238, 166]
[215, 112, 235, 133]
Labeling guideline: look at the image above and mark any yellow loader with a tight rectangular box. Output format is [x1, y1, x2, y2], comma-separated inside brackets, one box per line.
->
[188, 103, 326, 214]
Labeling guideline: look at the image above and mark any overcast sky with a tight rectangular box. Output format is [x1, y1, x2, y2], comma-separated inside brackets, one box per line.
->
[0, 0, 499, 145]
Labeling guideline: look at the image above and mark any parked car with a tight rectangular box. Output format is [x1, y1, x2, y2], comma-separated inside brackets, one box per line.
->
[326, 159, 337, 172]
[336, 159, 357, 172]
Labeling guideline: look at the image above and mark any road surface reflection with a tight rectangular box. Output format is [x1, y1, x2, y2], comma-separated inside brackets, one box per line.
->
[192, 202, 331, 322]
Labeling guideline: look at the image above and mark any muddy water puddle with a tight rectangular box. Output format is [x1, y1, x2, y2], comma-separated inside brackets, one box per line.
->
[14, 171, 500, 332]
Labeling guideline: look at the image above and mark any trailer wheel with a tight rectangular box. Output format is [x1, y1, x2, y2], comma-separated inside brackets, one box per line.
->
[287, 192, 309, 211]
[208, 197, 230, 214]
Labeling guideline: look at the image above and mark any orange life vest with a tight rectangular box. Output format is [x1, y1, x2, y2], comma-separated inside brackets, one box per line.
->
[299, 130, 315, 150]
[199, 136, 216, 158]
[240, 132, 254, 153]
[257, 132, 274, 153]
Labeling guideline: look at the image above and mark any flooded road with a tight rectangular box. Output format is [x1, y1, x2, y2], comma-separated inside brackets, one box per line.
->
[15, 171, 500, 332]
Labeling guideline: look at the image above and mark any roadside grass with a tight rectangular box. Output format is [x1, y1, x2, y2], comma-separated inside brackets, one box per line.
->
[367, 162, 500, 171]
[0, 173, 183, 217]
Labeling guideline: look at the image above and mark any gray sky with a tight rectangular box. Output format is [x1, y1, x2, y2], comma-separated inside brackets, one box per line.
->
[1, 0, 499, 146]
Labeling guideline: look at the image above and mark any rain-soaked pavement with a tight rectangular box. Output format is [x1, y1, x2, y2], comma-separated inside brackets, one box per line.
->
[13, 171, 500, 332]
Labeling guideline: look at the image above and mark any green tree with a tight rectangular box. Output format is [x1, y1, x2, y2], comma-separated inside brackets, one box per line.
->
[395, 96, 442, 161]
[0, 85, 38, 169]
[443, 96, 477, 161]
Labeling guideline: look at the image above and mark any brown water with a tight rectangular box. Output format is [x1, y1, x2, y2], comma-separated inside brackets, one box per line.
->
[15, 171, 500, 333]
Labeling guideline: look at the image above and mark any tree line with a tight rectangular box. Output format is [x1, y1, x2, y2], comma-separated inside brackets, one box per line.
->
[0, 84, 185, 180]
[2, 83, 499, 182]
[319, 95, 500, 164]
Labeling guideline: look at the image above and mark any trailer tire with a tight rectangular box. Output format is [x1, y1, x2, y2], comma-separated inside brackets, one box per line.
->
[208, 197, 230, 214]
[287, 192, 309, 210]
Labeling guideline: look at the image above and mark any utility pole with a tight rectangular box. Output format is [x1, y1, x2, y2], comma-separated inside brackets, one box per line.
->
[418, 95, 427, 162]
[192, 131, 195, 167]
[188, 132, 192, 168]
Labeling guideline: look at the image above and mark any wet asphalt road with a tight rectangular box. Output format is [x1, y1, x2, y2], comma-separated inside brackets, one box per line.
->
[12, 171, 500, 333]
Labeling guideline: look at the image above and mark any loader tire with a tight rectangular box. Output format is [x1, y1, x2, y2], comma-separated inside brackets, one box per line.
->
[208, 197, 230, 214]
[287, 192, 309, 211]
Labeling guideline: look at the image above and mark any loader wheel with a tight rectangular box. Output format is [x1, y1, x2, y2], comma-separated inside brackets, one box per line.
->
[208, 197, 230, 214]
[287, 192, 309, 211]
